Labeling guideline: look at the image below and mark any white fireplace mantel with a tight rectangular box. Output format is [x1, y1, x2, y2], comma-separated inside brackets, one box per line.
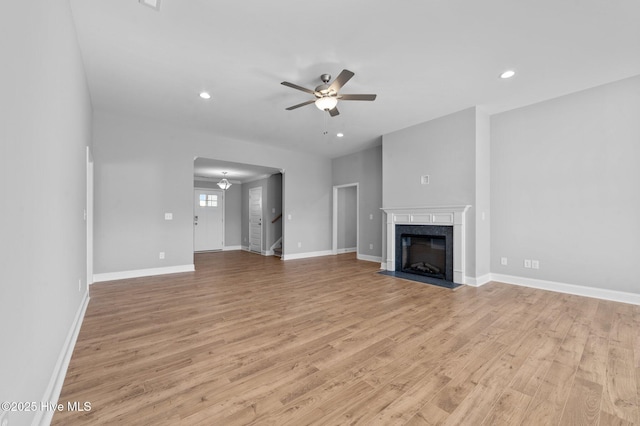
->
[381, 205, 471, 284]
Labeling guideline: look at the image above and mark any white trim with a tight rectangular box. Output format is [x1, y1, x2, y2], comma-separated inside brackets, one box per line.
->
[35, 291, 90, 426]
[336, 247, 357, 254]
[491, 273, 640, 306]
[333, 183, 359, 256]
[465, 273, 492, 287]
[93, 264, 194, 283]
[263, 249, 274, 256]
[222, 245, 242, 251]
[357, 253, 383, 264]
[86, 146, 93, 286]
[282, 250, 334, 261]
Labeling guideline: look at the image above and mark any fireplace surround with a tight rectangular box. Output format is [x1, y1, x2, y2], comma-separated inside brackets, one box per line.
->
[382, 206, 470, 286]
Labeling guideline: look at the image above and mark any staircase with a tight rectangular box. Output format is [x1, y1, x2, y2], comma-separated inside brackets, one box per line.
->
[271, 236, 283, 258]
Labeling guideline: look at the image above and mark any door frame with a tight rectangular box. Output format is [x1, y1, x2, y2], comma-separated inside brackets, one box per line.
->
[86, 146, 93, 287]
[332, 183, 359, 255]
[194, 187, 226, 252]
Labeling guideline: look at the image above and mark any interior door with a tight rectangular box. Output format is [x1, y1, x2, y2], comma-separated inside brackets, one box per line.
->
[194, 188, 224, 251]
[249, 187, 262, 253]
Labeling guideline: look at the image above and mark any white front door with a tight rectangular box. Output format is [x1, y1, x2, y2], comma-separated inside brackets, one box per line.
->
[194, 188, 224, 251]
[249, 187, 262, 253]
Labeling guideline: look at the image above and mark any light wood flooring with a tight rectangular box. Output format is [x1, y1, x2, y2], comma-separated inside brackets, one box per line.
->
[54, 251, 640, 425]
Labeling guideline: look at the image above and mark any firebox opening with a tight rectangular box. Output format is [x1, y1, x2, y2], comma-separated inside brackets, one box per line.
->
[401, 234, 446, 280]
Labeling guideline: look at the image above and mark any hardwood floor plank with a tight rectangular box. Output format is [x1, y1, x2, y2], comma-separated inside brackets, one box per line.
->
[559, 376, 602, 425]
[601, 345, 639, 424]
[52, 251, 640, 425]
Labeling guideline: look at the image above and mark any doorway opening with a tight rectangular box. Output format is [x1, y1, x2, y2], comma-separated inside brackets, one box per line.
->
[193, 158, 284, 258]
[332, 183, 359, 255]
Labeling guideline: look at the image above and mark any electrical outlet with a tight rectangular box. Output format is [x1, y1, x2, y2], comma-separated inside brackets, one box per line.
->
[369, 214, 373, 220]
[159, 252, 165, 259]
[421, 175, 430, 185]
[524, 259, 532, 268]
[532, 260, 540, 269]
[369, 244, 374, 250]
[500, 257, 507, 266]
[78, 278, 82, 292]
[164, 213, 173, 220]
[297, 242, 302, 248]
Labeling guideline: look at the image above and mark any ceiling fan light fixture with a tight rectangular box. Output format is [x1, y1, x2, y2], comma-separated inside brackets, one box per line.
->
[315, 96, 338, 111]
[500, 69, 516, 79]
[217, 172, 232, 190]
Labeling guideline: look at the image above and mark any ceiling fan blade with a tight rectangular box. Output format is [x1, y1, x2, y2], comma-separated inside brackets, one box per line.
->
[285, 99, 316, 110]
[329, 69, 355, 93]
[338, 94, 377, 101]
[328, 106, 340, 117]
[281, 81, 317, 95]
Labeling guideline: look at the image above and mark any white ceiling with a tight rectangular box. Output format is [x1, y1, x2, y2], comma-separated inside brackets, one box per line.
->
[69, 0, 640, 159]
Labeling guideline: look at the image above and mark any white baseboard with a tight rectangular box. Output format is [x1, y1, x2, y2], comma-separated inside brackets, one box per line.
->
[92, 264, 194, 283]
[282, 250, 334, 261]
[35, 291, 90, 426]
[223, 245, 242, 251]
[336, 247, 357, 254]
[465, 273, 492, 287]
[491, 273, 640, 306]
[357, 254, 383, 263]
[263, 249, 274, 256]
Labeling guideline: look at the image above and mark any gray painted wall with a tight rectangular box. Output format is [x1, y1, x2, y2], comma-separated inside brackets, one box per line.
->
[337, 186, 358, 250]
[194, 179, 242, 247]
[332, 144, 383, 259]
[0, 0, 92, 424]
[491, 75, 640, 293]
[475, 109, 491, 278]
[93, 110, 324, 273]
[382, 108, 478, 277]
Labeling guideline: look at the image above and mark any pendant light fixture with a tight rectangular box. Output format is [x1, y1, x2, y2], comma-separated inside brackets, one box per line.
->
[217, 172, 232, 190]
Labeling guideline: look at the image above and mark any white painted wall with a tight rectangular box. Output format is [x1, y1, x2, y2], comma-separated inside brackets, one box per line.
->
[491, 74, 640, 294]
[93, 110, 332, 274]
[0, 0, 92, 425]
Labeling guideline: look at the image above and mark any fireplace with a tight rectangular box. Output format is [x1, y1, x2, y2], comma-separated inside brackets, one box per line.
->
[381, 205, 470, 286]
[395, 225, 453, 283]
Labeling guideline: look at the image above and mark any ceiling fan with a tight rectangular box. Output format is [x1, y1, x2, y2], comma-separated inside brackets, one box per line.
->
[281, 69, 377, 117]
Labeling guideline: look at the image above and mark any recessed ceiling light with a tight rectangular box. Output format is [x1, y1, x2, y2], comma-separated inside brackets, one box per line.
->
[500, 70, 516, 79]
[336, 133, 344, 138]
[139, 0, 161, 11]
[199, 92, 211, 100]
